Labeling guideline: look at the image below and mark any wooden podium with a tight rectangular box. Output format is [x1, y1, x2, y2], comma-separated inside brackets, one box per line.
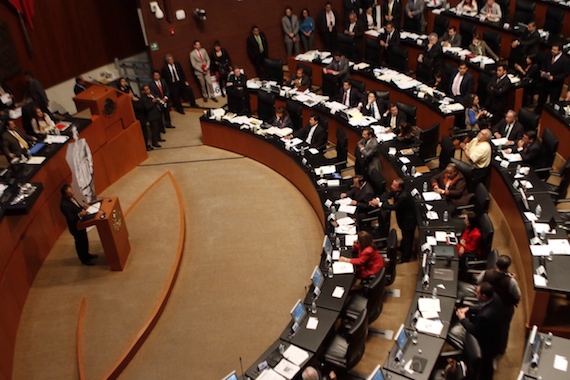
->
[79, 196, 130, 271]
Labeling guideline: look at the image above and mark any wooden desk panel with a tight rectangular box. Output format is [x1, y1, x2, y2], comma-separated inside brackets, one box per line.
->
[540, 106, 570, 159]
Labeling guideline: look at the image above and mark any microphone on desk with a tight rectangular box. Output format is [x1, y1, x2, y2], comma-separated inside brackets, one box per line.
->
[239, 357, 246, 380]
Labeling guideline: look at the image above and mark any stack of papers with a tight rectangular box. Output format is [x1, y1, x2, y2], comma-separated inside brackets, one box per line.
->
[353, 62, 370, 70]
[246, 79, 262, 89]
[418, 297, 441, 319]
[324, 101, 348, 113]
[415, 317, 444, 336]
[44, 135, 69, 144]
[273, 359, 300, 379]
[26, 157, 46, 165]
[257, 369, 285, 380]
[265, 127, 293, 137]
[283, 345, 309, 366]
[332, 261, 355, 274]
[470, 55, 495, 65]
[422, 192, 442, 202]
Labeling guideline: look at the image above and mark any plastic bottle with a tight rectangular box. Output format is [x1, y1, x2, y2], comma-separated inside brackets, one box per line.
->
[536, 204, 542, 218]
[432, 287, 438, 298]
[545, 332, 553, 347]
[411, 166, 416, 176]
[328, 266, 333, 279]
[423, 182, 428, 192]
[443, 210, 449, 222]
[311, 301, 317, 314]
[335, 236, 341, 248]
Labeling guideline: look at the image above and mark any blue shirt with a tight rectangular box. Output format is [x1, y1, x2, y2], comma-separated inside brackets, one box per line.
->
[299, 17, 315, 34]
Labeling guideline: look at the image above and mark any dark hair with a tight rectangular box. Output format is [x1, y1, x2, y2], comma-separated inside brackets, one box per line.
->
[466, 211, 479, 229]
[467, 93, 478, 107]
[152, 70, 161, 75]
[285, 5, 292, 12]
[393, 177, 405, 190]
[496, 64, 507, 72]
[213, 40, 221, 47]
[385, 21, 394, 29]
[342, 80, 351, 86]
[525, 130, 537, 140]
[357, 231, 377, 250]
[310, 114, 319, 122]
[332, 50, 342, 57]
[478, 282, 495, 299]
[193, 40, 200, 45]
[300, 8, 310, 21]
[325, 1, 332, 6]
[458, 60, 468, 67]
[251, 25, 259, 32]
[448, 26, 457, 32]
[60, 184, 71, 196]
[389, 102, 398, 109]
[496, 255, 512, 271]
[275, 106, 288, 117]
[363, 126, 375, 137]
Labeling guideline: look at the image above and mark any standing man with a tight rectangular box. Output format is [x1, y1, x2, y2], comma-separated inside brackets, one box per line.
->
[404, 0, 425, 34]
[317, 2, 339, 52]
[379, 22, 400, 65]
[60, 184, 98, 266]
[478, 255, 521, 355]
[448, 61, 474, 105]
[190, 40, 218, 103]
[141, 85, 165, 149]
[344, 11, 366, 60]
[247, 25, 269, 78]
[486, 64, 511, 124]
[323, 51, 350, 82]
[383, 0, 402, 30]
[24, 71, 49, 112]
[355, 126, 380, 176]
[226, 67, 250, 115]
[74, 77, 87, 95]
[510, 21, 539, 68]
[536, 43, 570, 114]
[417, 33, 443, 83]
[162, 53, 197, 114]
[282, 6, 300, 59]
[149, 70, 174, 130]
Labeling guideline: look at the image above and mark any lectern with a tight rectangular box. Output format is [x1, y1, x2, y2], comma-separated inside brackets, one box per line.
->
[79, 196, 130, 271]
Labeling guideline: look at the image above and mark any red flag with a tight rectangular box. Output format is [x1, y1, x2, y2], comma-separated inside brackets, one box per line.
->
[7, 0, 36, 29]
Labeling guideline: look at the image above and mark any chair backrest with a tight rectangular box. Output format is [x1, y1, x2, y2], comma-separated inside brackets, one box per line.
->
[375, 91, 389, 102]
[460, 22, 476, 49]
[418, 122, 440, 161]
[285, 99, 302, 130]
[396, 102, 417, 125]
[322, 73, 340, 98]
[495, 0, 509, 21]
[296, 62, 312, 81]
[335, 127, 348, 163]
[541, 129, 559, 170]
[337, 33, 354, 59]
[368, 168, 386, 196]
[388, 46, 408, 73]
[451, 158, 474, 189]
[257, 91, 275, 123]
[350, 79, 366, 95]
[486, 249, 499, 270]
[433, 15, 450, 37]
[345, 308, 368, 369]
[476, 72, 492, 108]
[479, 213, 494, 258]
[473, 182, 490, 215]
[514, 0, 535, 24]
[544, 7, 563, 36]
[364, 267, 387, 323]
[556, 158, 570, 200]
[385, 229, 398, 286]
[319, 117, 329, 138]
[439, 135, 455, 171]
[482, 31, 501, 59]
[227, 88, 249, 115]
[262, 58, 283, 83]
[464, 333, 482, 380]
[365, 38, 381, 63]
[518, 108, 539, 132]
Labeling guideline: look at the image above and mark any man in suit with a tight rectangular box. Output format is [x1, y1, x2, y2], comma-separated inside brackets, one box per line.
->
[323, 51, 350, 82]
[480, 0, 502, 22]
[379, 21, 400, 65]
[417, 33, 443, 84]
[360, 91, 386, 119]
[141, 85, 165, 149]
[287, 67, 312, 89]
[440, 26, 462, 48]
[161, 53, 197, 114]
[317, 2, 339, 52]
[510, 21, 540, 68]
[355, 126, 381, 176]
[492, 110, 524, 146]
[383, 0, 402, 30]
[486, 64, 511, 124]
[340, 175, 375, 220]
[404, 0, 424, 33]
[337, 80, 363, 108]
[448, 62, 474, 105]
[59, 184, 98, 266]
[247, 25, 269, 78]
[455, 282, 504, 379]
[360, 5, 377, 30]
[510, 130, 543, 169]
[73, 76, 87, 95]
[370, 178, 416, 263]
[226, 67, 250, 115]
[149, 70, 173, 130]
[431, 163, 470, 213]
[24, 71, 49, 112]
[1, 120, 36, 161]
[190, 40, 218, 103]
[382, 102, 407, 131]
[469, 34, 499, 61]
[537, 43, 570, 114]
[289, 114, 328, 152]
[282, 6, 300, 59]
[344, 11, 366, 60]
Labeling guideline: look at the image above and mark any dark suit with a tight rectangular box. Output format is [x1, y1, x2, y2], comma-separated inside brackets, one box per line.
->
[149, 78, 172, 128]
[317, 8, 340, 51]
[380, 29, 400, 64]
[492, 120, 524, 142]
[287, 73, 312, 89]
[439, 31, 462, 47]
[345, 19, 366, 60]
[247, 32, 269, 78]
[60, 197, 90, 263]
[347, 182, 375, 221]
[519, 139, 543, 169]
[324, 56, 351, 82]
[361, 99, 386, 119]
[382, 189, 416, 261]
[382, 0, 402, 29]
[25, 78, 49, 111]
[293, 123, 327, 152]
[337, 87, 363, 108]
[141, 94, 164, 145]
[420, 42, 443, 72]
[486, 75, 511, 122]
[1, 129, 34, 159]
[73, 83, 86, 95]
[161, 61, 197, 111]
[448, 70, 475, 104]
[537, 54, 570, 112]
[382, 111, 407, 130]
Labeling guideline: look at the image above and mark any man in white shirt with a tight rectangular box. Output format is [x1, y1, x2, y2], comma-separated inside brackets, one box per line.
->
[448, 61, 474, 104]
[289, 114, 328, 152]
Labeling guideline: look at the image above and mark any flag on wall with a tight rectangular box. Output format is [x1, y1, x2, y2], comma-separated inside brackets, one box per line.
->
[7, 0, 36, 29]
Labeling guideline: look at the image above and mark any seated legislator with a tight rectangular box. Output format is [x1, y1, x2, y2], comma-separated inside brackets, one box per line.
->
[1, 120, 37, 162]
[379, 22, 400, 64]
[31, 106, 55, 136]
[440, 26, 462, 48]
[288, 114, 327, 152]
[323, 51, 350, 82]
[492, 110, 524, 146]
[469, 34, 499, 61]
[340, 175, 375, 214]
[397, 122, 420, 144]
[382, 102, 407, 132]
[480, 0, 502, 23]
[460, 129, 492, 183]
[359, 91, 386, 119]
[287, 67, 312, 89]
[505, 130, 543, 169]
[448, 61, 474, 105]
[355, 127, 381, 175]
[456, 0, 478, 15]
[338, 231, 384, 280]
[360, 5, 377, 30]
[431, 163, 471, 213]
[337, 80, 363, 108]
[271, 106, 293, 129]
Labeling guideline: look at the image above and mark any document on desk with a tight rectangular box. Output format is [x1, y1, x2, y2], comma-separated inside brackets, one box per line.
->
[332, 250, 340, 260]
[306, 316, 319, 330]
[86, 201, 101, 215]
[426, 236, 437, 246]
[281, 137, 303, 147]
[335, 224, 357, 235]
[503, 153, 523, 162]
[533, 274, 547, 287]
[422, 192, 442, 202]
[337, 216, 356, 226]
[316, 165, 337, 175]
[333, 261, 355, 274]
[256, 368, 286, 380]
[332, 286, 345, 298]
[548, 239, 570, 255]
[418, 297, 441, 314]
[399, 156, 411, 164]
[273, 358, 300, 380]
[554, 354, 568, 372]
[344, 234, 358, 246]
[524, 212, 538, 222]
[434, 231, 448, 242]
[338, 204, 357, 214]
[283, 345, 309, 366]
[491, 138, 509, 146]
[26, 157, 46, 165]
[44, 135, 69, 144]
[415, 317, 444, 336]
[530, 245, 552, 257]
[426, 211, 439, 220]
[377, 132, 396, 142]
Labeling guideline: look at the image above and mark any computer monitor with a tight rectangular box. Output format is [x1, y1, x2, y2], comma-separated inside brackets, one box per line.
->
[323, 235, 333, 256]
[221, 370, 239, 380]
[366, 364, 385, 380]
[290, 299, 307, 324]
[311, 266, 324, 290]
[394, 324, 409, 351]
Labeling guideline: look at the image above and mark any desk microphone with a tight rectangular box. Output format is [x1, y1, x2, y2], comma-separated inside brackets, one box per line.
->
[239, 357, 245, 380]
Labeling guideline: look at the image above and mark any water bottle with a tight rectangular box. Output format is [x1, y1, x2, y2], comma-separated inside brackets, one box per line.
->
[423, 182, 428, 192]
[335, 236, 341, 248]
[516, 164, 521, 175]
[328, 266, 333, 278]
[545, 332, 553, 347]
[432, 286, 438, 298]
[331, 204, 337, 214]
[536, 204, 542, 219]
[431, 252, 437, 265]
[411, 166, 416, 176]
[311, 301, 317, 314]
[443, 210, 449, 222]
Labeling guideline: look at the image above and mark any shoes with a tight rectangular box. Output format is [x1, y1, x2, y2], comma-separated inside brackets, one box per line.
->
[152, 143, 162, 148]
[211, 97, 218, 102]
[147, 145, 154, 151]
[88, 253, 98, 259]
[166, 125, 176, 128]
[397, 258, 410, 264]
[158, 138, 166, 142]
[221, 92, 226, 98]
[81, 260, 95, 266]
[191, 103, 198, 108]
[203, 98, 208, 103]
[177, 108, 185, 115]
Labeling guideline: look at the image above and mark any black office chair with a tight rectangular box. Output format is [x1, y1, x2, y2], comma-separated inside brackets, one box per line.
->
[451, 158, 475, 192]
[285, 99, 302, 131]
[458, 249, 499, 295]
[482, 31, 501, 59]
[435, 333, 482, 380]
[350, 79, 366, 96]
[323, 308, 368, 371]
[384, 229, 398, 286]
[536, 128, 559, 180]
[227, 88, 250, 115]
[346, 268, 387, 322]
[256, 91, 275, 123]
[458, 182, 489, 215]
[543, 6, 563, 38]
[495, 0, 509, 21]
[418, 122, 440, 163]
[365, 38, 381, 64]
[438, 135, 455, 172]
[459, 22, 476, 50]
[396, 102, 417, 126]
[374, 91, 390, 113]
[324, 127, 349, 169]
[337, 33, 354, 60]
[513, 0, 535, 24]
[262, 58, 283, 83]
[387, 45, 408, 73]
[518, 108, 539, 132]
[322, 73, 340, 98]
[479, 213, 494, 260]
[368, 168, 386, 196]
[433, 15, 450, 37]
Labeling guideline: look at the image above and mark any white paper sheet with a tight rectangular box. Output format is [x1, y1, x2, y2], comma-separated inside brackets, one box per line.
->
[332, 261, 355, 274]
[418, 297, 441, 313]
[282, 345, 309, 366]
[332, 286, 345, 298]
[338, 204, 357, 214]
[554, 354, 568, 372]
[422, 192, 443, 201]
[306, 317, 319, 330]
[415, 317, 444, 336]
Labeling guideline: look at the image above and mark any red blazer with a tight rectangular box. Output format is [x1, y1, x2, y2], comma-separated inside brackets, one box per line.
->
[458, 227, 482, 256]
[350, 244, 385, 279]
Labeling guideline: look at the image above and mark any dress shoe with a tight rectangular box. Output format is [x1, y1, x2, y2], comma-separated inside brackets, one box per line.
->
[147, 145, 154, 151]
[177, 108, 185, 115]
[88, 253, 98, 259]
[221, 92, 226, 98]
[166, 125, 176, 128]
[158, 138, 166, 142]
[152, 143, 162, 148]
[211, 97, 219, 102]
[81, 260, 95, 266]
[191, 103, 198, 108]
[397, 257, 409, 264]
[203, 98, 208, 103]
